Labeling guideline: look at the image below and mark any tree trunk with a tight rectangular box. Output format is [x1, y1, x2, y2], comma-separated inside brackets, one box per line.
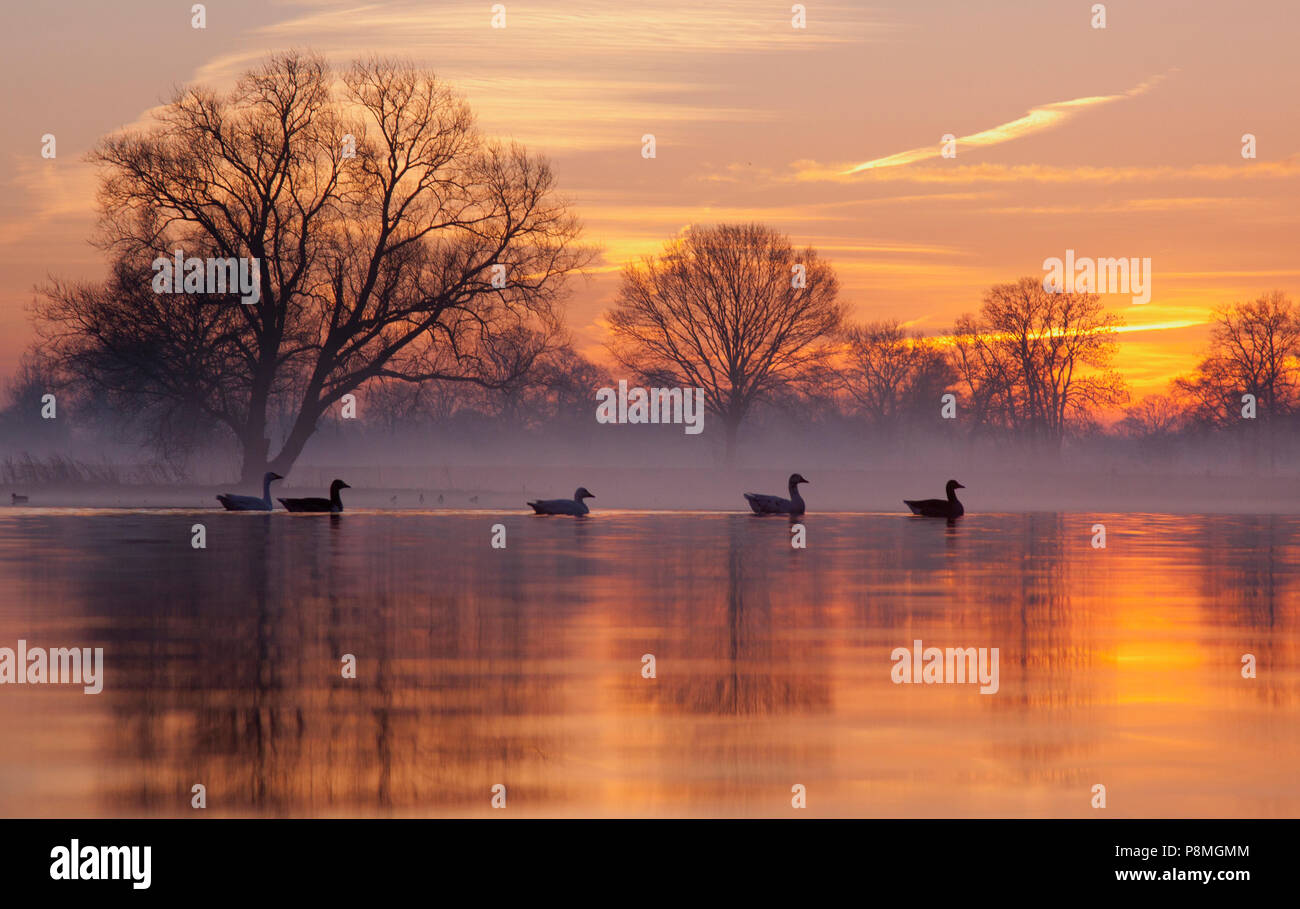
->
[238, 368, 275, 484]
[238, 432, 270, 486]
[723, 418, 739, 468]
[266, 404, 323, 480]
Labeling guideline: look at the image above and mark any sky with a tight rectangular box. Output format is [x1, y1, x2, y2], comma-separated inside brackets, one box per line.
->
[1, 0, 1297, 400]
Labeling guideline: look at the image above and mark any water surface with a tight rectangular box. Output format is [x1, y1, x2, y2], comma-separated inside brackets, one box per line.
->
[0, 510, 1296, 817]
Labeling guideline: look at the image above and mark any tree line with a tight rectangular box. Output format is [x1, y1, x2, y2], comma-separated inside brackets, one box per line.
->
[4, 52, 1298, 476]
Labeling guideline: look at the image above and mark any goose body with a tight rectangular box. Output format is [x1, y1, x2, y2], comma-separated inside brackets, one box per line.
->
[904, 480, 965, 518]
[279, 479, 350, 513]
[216, 472, 283, 511]
[744, 473, 808, 515]
[10, 493, 28, 505]
[528, 487, 594, 516]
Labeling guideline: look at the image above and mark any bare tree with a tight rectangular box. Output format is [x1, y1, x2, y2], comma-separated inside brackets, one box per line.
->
[0, 352, 70, 449]
[1173, 290, 1300, 427]
[37, 53, 588, 482]
[1119, 393, 1186, 462]
[841, 320, 953, 430]
[606, 223, 844, 462]
[1120, 394, 1183, 438]
[950, 277, 1127, 449]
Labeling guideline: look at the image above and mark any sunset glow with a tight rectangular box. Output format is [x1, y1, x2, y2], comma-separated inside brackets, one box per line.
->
[2, 0, 1297, 404]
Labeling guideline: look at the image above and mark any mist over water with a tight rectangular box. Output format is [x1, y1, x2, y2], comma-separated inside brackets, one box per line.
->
[0, 510, 1295, 817]
[6, 413, 1299, 514]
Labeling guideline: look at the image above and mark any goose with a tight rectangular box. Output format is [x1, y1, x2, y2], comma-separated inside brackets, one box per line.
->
[216, 472, 283, 511]
[279, 479, 350, 513]
[528, 487, 594, 516]
[744, 473, 808, 516]
[904, 480, 965, 518]
[10, 493, 29, 505]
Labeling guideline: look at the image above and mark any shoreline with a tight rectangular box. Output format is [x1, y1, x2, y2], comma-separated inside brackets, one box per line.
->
[3, 464, 1298, 515]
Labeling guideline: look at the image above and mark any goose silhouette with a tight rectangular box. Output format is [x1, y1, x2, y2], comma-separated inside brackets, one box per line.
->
[216, 472, 283, 511]
[904, 480, 965, 518]
[279, 479, 350, 513]
[10, 493, 29, 505]
[744, 473, 808, 515]
[528, 487, 594, 516]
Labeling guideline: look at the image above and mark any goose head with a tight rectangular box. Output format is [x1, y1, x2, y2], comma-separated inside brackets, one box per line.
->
[574, 487, 595, 501]
[788, 473, 810, 487]
[330, 479, 351, 494]
[946, 479, 965, 496]
[264, 472, 284, 483]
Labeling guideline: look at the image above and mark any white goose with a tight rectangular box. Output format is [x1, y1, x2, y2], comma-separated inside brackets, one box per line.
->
[216, 472, 283, 511]
[527, 487, 595, 516]
[743, 473, 808, 516]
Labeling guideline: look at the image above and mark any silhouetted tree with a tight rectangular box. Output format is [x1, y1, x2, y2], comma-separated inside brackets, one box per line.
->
[0, 352, 69, 449]
[1119, 394, 1185, 461]
[841, 320, 953, 430]
[1120, 394, 1183, 438]
[950, 277, 1126, 450]
[1173, 291, 1300, 428]
[37, 53, 587, 482]
[606, 223, 844, 462]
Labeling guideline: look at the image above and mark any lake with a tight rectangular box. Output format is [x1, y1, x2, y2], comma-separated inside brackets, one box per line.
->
[0, 509, 1296, 817]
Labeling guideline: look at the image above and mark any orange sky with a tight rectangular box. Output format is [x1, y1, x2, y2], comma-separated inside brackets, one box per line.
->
[2, 0, 1297, 401]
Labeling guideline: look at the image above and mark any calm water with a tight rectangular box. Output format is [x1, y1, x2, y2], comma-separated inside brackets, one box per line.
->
[0, 509, 1296, 818]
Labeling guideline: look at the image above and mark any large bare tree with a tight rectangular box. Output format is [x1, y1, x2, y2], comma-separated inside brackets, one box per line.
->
[37, 53, 587, 481]
[950, 277, 1127, 449]
[1174, 290, 1300, 427]
[841, 320, 953, 429]
[606, 223, 844, 461]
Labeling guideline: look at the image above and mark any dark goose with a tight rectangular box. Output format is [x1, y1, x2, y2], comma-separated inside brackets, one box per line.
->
[904, 480, 965, 518]
[744, 473, 808, 516]
[528, 487, 594, 516]
[279, 479, 350, 513]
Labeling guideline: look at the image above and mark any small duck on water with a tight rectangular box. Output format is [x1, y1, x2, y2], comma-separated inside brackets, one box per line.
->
[744, 473, 809, 516]
[279, 479, 350, 513]
[527, 487, 595, 516]
[904, 480, 965, 518]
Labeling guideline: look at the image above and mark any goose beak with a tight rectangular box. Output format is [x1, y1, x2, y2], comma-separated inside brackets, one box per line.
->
[955, 483, 965, 489]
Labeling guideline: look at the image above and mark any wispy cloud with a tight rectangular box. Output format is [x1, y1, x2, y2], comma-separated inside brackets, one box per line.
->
[0, 157, 100, 249]
[196, 0, 889, 150]
[792, 155, 1300, 185]
[831, 74, 1171, 176]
